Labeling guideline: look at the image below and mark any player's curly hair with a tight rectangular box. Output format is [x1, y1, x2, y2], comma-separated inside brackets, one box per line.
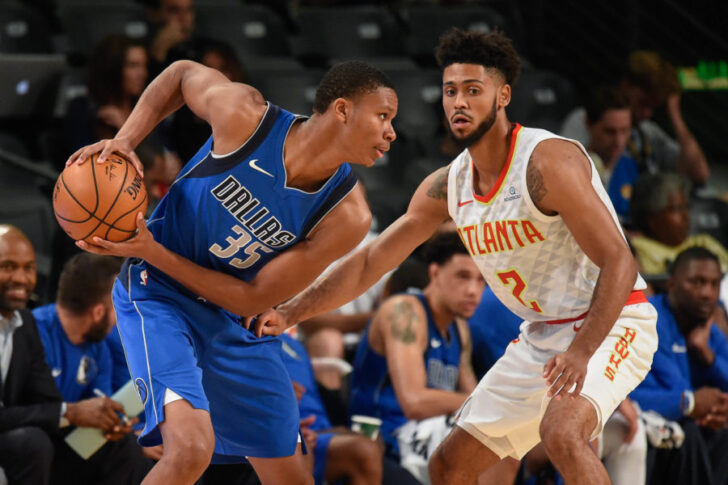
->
[435, 28, 521, 85]
[313, 60, 394, 114]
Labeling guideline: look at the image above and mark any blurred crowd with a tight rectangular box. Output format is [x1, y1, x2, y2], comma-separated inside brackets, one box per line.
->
[2, 0, 728, 484]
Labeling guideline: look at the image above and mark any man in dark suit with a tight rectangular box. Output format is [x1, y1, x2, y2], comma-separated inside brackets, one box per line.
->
[0, 225, 59, 485]
[0, 226, 150, 485]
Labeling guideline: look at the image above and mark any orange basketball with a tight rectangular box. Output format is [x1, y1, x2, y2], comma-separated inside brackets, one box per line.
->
[53, 153, 148, 243]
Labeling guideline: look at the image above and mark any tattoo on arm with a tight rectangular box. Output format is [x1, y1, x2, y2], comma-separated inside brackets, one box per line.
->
[526, 158, 547, 204]
[426, 168, 448, 200]
[389, 301, 419, 344]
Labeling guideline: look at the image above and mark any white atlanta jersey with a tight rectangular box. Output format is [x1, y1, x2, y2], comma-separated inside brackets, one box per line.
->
[447, 123, 646, 322]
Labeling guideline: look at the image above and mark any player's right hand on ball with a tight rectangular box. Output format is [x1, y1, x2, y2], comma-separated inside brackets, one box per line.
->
[244, 308, 289, 338]
[66, 137, 144, 179]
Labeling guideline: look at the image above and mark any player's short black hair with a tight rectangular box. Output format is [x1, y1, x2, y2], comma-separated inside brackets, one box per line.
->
[422, 231, 469, 266]
[585, 85, 631, 123]
[313, 60, 394, 114]
[435, 28, 521, 85]
[57, 254, 122, 314]
[669, 247, 720, 276]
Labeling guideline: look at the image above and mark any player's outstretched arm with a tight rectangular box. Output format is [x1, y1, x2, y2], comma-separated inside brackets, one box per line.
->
[531, 139, 639, 399]
[251, 167, 452, 336]
[279, 167, 451, 320]
[66, 60, 265, 175]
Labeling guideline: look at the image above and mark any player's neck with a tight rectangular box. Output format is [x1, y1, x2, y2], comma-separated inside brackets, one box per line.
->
[468, 120, 516, 196]
[282, 116, 343, 192]
[423, 287, 456, 332]
[467, 117, 513, 173]
[56, 304, 89, 345]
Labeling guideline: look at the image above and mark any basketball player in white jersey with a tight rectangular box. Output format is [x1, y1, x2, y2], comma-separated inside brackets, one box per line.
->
[249, 29, 658, 485]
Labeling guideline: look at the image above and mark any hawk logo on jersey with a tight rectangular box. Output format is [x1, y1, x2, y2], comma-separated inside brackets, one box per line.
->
[504, 186, 521, 202]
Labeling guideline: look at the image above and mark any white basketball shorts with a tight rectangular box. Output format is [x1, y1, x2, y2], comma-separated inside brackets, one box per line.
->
[457, 291, 657, 460]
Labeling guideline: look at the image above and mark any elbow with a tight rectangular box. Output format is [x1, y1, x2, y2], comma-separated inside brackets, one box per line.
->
[400, 398, 429, 421]
[694, 166, 710, 186]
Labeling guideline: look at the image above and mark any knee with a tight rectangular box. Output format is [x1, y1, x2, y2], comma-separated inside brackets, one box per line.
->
[428, 447, 452, 484]
[163, 425, 215, 473]
[352, 438, 382, 476]
[12, 427, 54, 467]
[539, 419, 580, 460]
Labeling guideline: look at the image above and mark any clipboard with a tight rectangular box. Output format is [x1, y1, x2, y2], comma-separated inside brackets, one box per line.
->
[64, 379, 144, 459]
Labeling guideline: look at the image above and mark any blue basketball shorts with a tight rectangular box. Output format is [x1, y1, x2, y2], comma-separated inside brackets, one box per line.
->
[313, 432, 334, 485]
[112, 260, 300, 461]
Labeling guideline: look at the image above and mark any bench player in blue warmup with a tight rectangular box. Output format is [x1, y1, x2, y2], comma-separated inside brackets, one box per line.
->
[66, 59, 397, 485]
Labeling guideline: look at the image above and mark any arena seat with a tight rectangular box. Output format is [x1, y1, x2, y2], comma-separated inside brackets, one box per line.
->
[507, 68, 576, 133]
[0, 54, 66, 119]
[56, 1, 148, 56]
[194, 4, 292, 63]
[401, 5, 514, 64]
[0, 3, 52, 54]
[248, 65, 324, 116]
[292, 6, 405, 64]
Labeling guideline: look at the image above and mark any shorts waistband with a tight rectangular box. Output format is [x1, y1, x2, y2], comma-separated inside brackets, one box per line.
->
[542, 290, 647, 325]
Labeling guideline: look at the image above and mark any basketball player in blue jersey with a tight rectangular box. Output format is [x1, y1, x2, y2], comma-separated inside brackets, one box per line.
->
[348, 231, 481, 465]
[66, 59, 397, 485]
[250, 29, 658, 485]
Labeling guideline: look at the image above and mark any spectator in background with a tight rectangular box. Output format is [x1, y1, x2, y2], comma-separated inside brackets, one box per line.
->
[135, 137, 168, 215]
[143, 0, 195, 75]
[33, 253, 150, 485]
[0, 226, 58, 485]
[168, 38, 246, 163]
[561, 50, 710, 187]
[631, 247, 728, 485]
[297, 184, 393, 394]
[629, 172, 728, 278]
[346, 232, 510, 483]
[65, 35, 149, 153]
[280, 333, 409, 485]
[583, 86, 636, 219]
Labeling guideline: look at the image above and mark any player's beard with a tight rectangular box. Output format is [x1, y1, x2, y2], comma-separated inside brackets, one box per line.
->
[84, 308, 111, 343]
[449, 97, 498, 149]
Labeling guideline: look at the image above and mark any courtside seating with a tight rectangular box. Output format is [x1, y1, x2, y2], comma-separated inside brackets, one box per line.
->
[0, 3, 52, 54]
[195, 3, 292, 63]
[401, 4, 513, 64]
[292, 6, 404, 64]
[56, 1, 148, 56]
[507, 68, 576, 133]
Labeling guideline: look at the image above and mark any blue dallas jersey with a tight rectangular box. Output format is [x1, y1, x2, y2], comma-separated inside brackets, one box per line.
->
[630, 293, 728, 420]
[33, 304, 113, 402]
[136, 102, 357, 300]
[348, 292, 462, 455]
[114, 103, 356, 458]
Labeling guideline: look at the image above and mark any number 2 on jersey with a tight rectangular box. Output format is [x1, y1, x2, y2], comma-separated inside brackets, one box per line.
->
[496, 269, 543, 313]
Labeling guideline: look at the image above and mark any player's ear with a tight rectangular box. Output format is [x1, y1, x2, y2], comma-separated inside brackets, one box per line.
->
[332, 98, 351, 124]
[90, 302, 105, 322]
[499, 84, 511, 108]
[428, 262, 440, 281]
